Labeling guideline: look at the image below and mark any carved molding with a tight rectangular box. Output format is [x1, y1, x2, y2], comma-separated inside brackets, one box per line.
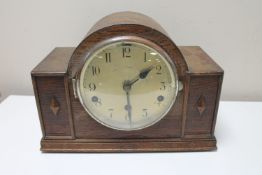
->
[50, 97, 60, 116]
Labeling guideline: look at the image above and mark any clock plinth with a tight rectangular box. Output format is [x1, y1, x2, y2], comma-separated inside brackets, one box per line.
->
[41, 138, 217, 152]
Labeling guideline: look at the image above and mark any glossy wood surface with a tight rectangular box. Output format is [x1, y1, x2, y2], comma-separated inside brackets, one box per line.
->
[32, 46, 223, 152]
[31, 12, 223, 152]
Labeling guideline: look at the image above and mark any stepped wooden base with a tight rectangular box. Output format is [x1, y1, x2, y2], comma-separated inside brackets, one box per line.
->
[41, 138, 217, 153]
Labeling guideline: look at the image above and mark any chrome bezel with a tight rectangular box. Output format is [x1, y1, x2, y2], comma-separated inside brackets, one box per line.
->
[76, 36, 179, 131]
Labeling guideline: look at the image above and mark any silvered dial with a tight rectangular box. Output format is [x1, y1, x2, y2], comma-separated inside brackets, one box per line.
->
[78, 38, 178, 130]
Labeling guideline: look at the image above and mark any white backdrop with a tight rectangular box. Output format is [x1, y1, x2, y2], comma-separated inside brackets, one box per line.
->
[0, 0, 261, 102]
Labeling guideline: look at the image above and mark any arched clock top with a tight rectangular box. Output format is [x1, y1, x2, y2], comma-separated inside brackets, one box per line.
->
[67, 12, 188, 79]
[31, 11, 223, 152]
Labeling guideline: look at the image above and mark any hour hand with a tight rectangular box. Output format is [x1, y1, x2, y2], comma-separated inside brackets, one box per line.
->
[129, 65, 155, 86]
[139, 65, 154, 79]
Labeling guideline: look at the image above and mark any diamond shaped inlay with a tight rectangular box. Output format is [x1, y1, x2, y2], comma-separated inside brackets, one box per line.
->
[50, 97, 60, 116]
[196, 95, 206, 116]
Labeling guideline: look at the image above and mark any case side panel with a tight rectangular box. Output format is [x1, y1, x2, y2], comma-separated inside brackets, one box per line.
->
[35, 76, 73, 139]
[184, 74, 220, 138]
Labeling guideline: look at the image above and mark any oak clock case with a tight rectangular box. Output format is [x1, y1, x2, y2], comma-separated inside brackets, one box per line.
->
[31, 12, 223, 152]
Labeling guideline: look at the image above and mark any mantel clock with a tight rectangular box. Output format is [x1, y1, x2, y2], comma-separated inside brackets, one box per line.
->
[31, 12, 223, 152]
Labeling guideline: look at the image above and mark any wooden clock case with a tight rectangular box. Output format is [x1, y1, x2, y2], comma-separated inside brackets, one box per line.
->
[31, 12, 223, 152]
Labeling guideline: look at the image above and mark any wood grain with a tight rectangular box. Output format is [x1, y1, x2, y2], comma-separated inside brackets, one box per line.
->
[41, 138, 217, 152]
[31, 46, 223, 151]
[87, 11, 169, 36]
[31, 12, 223, 152]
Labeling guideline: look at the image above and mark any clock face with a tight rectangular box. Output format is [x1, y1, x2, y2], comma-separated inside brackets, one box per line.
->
[78, 38, 178, 130]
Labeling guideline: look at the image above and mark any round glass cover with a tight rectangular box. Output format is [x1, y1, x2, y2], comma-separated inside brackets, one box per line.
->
[78, 38, 178, 130]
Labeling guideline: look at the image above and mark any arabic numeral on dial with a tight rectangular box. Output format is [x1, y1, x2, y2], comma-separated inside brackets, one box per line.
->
[122, 45, 131, 58]
[142, 109, 148, 117]
[92, 66, 100, 76]
[108, 108, 114, 118]
[105, 52, 111, 63]
[88, 83, 96, 91]
[160, 82, 166, 90]
[156, 65, 162, 74]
